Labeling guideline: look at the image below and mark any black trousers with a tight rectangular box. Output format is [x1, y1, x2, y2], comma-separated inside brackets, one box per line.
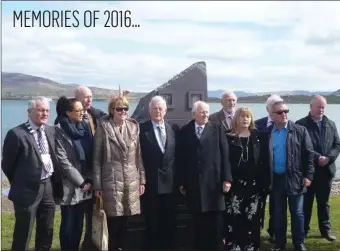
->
[107, 216, 128, 251]
[143, 193, 176, 250]
[192, 211, 224, 250]
[304, 170, 333, 234]
[11, 178, 55, 251]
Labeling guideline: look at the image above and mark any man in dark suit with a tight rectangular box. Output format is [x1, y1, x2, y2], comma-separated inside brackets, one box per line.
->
[139, 95, 180, 250]
[2, 97, 63, 251]
[296, 95, 340, 242]
[255, 94, 283, 242]
[209, 91, 237, 131]
[73, 86, 106, 249]
[178, 100, 232, 250]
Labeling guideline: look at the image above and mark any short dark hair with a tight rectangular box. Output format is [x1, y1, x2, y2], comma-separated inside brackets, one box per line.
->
[56, 96, 79, 116]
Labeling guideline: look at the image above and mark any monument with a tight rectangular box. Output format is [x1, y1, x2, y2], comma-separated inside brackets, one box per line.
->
[131, 61, 207, 127]
[121, 62, 208, 250]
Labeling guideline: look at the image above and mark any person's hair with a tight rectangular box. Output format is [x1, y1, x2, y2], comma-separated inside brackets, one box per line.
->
[266, 94, 283, 109]
[220, 91, 237, 100]
[108, 95, 129, 117]
[74, 86, 91, 99]
[310, 95, 327, 105]
[271, 100, 285, 113]
[56, 96, 79, 116]
[28, 96, 50, 109]
[191, 101, 209, 115]
[148, 96, 167, 110]
[231, 107, 256, 135]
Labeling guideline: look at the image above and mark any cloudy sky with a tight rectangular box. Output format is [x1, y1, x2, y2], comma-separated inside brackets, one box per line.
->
[2, 1, 340, 93]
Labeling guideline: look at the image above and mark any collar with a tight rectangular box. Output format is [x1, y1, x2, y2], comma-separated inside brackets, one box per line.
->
[267, 116, 273, 123]
[28, 119, 45, 131]
[223, 109, 234, 118]
[195, 122, 205, 130]
[273, 122, 288, 132]
[151, 120, 165, 130]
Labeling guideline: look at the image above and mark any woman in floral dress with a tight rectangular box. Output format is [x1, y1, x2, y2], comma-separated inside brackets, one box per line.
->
[224, 107, 270, 251]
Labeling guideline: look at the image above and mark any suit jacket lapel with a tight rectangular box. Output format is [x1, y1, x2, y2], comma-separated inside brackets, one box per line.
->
[24, 121, 42, 160]
[218, 109, 229, 131]
[145, 120, 163, 154]
[44, 126, 55, 155]
[164, 121, 174, 156]
[199, 122, 212, 144]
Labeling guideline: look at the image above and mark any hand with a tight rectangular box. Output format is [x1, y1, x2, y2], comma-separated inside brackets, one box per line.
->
[82, 183, 91, 192]
[95, 189, 103, 197]
[179, 186, 186, 195]
[304, 178, 311, 187]
[223, 181, 231, 193]
[140, 185, 145, 195]
[318, 156, 328, 167]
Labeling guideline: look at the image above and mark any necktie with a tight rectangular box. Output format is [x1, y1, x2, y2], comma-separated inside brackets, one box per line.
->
[36, 128, 52, 172]
[268, 120, 273, 128]
[197, 126, 202, 138]
[227, 115, 233, 128]
[83, 113, 89, 121]
[157, 126, 166, 149]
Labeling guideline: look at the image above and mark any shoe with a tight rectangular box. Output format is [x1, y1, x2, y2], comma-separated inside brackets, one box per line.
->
[268, 246, 286, 251]
[269, 234, 276, 243]
[294, 244, 307, 251]
[322, 231, 336, 242]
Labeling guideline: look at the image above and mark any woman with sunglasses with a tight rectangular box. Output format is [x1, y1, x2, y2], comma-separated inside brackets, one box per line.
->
[224, 107, 270, 251]
[93, 92, 146, 251]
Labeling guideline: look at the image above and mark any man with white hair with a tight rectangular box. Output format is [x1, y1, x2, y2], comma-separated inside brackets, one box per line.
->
[296, 95, 340, 242]
[209, 91, 237, 131]
[139, 95, 180, 250]
[255, 94, 283, 242]
[256, 94, 284, 131]
[2, 97, 63, 251]
[178, 101, 232, 250]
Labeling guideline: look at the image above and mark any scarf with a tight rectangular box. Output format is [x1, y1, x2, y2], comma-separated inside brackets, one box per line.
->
[59, 116, 87, 162]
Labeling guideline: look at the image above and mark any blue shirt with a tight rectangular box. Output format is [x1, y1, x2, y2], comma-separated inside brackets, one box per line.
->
[272, 125, 288, 174]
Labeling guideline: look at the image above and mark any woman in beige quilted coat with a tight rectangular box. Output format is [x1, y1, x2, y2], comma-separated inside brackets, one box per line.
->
[93, 93, 146, 251]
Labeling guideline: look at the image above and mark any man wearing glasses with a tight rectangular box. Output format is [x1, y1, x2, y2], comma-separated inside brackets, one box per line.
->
[268, 101, 314, 251]
[2, 97, 63, 251]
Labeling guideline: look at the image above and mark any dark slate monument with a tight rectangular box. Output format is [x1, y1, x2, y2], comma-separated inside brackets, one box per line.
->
[131, 61, 207, 127]
[119, 62, 208, 250]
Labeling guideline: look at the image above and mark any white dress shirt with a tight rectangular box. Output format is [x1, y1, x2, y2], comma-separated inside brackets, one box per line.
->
[152, 120, 166, 153]
[195, 123, 205, 138]
[28, 119, 54, 179]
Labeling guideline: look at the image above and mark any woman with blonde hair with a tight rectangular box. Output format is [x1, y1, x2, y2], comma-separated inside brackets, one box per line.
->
[224, 107, 270, 251]
[93, 91, 146, 251]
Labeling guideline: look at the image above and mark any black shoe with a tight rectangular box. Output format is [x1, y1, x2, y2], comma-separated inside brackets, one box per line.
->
[294, 244, 307, 251]
[269, 234, 276, 243]
[322, 231, 336, 242]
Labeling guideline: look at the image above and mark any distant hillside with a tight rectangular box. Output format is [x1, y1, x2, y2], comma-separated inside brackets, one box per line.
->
[2, 72, 147, 100]
[208, 89, 334, 98]
[332, 89, 340, 96]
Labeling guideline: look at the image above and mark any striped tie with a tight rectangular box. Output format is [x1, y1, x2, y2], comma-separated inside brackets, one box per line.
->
[37, 128, 52, 172]
[197, 126, 202, 138]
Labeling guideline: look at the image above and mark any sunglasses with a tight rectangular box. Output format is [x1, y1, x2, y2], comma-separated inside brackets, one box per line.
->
[275, 109, 289, 115]
[115, 107, 129, 112]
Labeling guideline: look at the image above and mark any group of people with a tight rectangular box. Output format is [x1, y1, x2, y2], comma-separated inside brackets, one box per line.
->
[2, 86, 340, 251]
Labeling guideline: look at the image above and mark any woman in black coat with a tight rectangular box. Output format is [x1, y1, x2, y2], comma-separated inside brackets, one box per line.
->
[224, 107, 270, 251]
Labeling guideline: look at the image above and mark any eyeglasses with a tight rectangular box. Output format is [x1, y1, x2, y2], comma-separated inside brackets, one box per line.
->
[275, 109, 289, 115]
[33, 109, 50, 113]
[115, 107, 129, 112]
[72, 109, 84, 114]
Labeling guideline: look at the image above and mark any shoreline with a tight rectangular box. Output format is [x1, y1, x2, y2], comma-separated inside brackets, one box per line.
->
[2, 178, 340, 212]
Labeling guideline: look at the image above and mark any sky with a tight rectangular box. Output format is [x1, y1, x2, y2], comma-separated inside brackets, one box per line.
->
[2, 1, 340, 93]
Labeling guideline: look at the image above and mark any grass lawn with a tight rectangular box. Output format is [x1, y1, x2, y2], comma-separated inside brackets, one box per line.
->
[1, 196, 340, 250]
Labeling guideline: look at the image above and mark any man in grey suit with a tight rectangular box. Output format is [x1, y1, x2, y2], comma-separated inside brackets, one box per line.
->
[2, 97, 63, 251]
[209, 91, 237, 131]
